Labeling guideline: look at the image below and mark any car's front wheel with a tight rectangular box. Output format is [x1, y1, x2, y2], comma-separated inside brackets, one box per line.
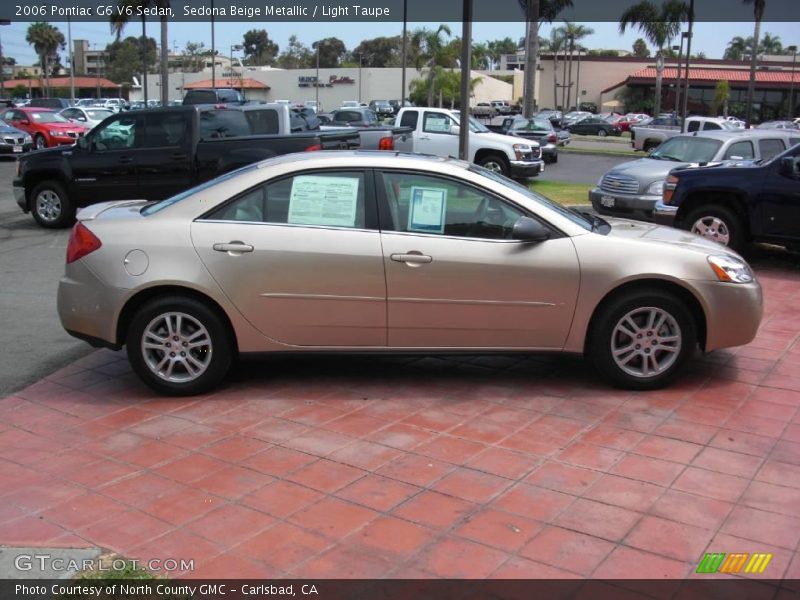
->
[34, 134, 47, 149]
[31, 181, 74, 228]
[597, 128, 608, 137]
[477, 154, 510, 177]
[684, 204, 745, 252]
[127, 296, 234, 396]
[589, 290, 696, 390]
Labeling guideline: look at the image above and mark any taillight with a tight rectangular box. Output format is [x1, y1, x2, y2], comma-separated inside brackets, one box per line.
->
[548, 133, 557, 143]
[305, 144, 322, 152]
[378, 136, 394, 151]
[66, 222, 102, 264]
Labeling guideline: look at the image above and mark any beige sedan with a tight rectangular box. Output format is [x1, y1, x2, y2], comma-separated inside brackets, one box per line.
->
[58, 152, 762, 395]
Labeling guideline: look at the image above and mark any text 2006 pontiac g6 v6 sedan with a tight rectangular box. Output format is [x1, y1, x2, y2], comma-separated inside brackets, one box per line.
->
[58, 152, 762, 395]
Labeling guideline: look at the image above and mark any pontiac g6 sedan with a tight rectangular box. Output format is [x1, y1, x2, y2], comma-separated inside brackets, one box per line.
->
[58, 152, 763, 395]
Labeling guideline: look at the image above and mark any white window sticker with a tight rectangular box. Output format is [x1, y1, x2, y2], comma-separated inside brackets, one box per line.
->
[288, 175, 360, 228]
[425, 117, 451, 133]
[408, 186, 447, 234]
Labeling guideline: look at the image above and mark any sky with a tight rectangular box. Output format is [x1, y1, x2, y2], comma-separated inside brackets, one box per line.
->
[2, 20, 798, 67]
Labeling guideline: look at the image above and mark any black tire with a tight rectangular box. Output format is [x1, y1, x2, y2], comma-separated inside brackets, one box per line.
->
[589, 289, 697, 391]
[34, 134, 47, 149]
[643, 140, 660, 152]
[683, 203, 746, 252]
[477, 153, 510, 177]
[551, 153, 558, 164]
[597, 128, 608, 137]
[30, 180, 75, 228]
[127, 296, 234, 396]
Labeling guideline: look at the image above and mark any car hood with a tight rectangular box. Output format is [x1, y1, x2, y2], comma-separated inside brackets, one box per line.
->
[0, 125, 26, 135]
[605, 157, 689, 181]
[605, 217, 739, 256]
[475, 130, 541, 148]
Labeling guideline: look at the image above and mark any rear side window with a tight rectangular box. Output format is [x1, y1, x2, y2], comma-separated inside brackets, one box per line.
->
[199, 110, 250, 139]
[686, 121, 700, 132]
[335, 111, 361, 123]
[400, 110, 419, 129]
[217, 90, 242, 103]
[244, 109, 280, 134]
[703, 122, 722, 131]
[143, 112, 188, 147]
[184, 91, 216, 105]
[758, 138, 786, 160]
[724, 141, 754, 160]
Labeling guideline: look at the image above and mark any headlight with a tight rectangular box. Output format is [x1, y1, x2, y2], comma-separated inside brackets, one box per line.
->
[49, 130, 64, 137]
[513, 143, 532, 160]
[708, 255, 754, 284]
[23, 134, 32, 143]
[646, 181, 664, 195]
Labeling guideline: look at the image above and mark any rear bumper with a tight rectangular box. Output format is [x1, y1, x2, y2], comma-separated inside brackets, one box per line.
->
[653, 201, 679, 228]
[589, 188, 660, 221]
[510, 159, 544, 178]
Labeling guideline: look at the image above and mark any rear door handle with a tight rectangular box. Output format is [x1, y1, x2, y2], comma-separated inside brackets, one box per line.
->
[213, 242, 254, 254]
[391, 253, 432, 265]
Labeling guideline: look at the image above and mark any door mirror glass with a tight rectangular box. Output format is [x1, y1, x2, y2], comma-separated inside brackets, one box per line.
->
[780, 156, 798, 177]
[449, 125, 460, 136]
[512, 216, 551, 242]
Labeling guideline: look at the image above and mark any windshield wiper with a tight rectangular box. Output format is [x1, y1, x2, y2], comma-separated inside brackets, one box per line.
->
[657, 155, 683, 162]
[573, 209, 599, 231]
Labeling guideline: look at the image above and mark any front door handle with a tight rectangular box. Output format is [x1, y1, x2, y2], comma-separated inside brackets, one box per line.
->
[213, 241, 254, 254]
[391, 252, 432, 265]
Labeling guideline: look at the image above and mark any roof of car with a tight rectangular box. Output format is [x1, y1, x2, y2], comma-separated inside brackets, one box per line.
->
[674, 129, 800, 141]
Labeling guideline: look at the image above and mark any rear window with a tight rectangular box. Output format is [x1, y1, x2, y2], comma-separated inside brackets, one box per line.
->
[758, 138, 786, 160]
[199, 110, 251, 139]
[183, 90, 217, 105]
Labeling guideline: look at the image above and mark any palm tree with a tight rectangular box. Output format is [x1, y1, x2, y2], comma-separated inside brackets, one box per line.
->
[619, 0, 686, 116]
[724, 35, 750, 60]
[760, 32, 782, 56]
[562, 22, 594, 109]
[411, 25, 452, 107]
[111, 0, 170, 105]
[25, 23, 65, 97]
[744, 0, 766, 125]
[540, 28, 566, 110]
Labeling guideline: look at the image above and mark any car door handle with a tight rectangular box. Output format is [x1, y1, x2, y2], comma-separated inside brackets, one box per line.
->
[172, 152, 188, 160]
[118, 156, 133, 164]
[213, 242, 254, 254]
[391, 253, 432, 265]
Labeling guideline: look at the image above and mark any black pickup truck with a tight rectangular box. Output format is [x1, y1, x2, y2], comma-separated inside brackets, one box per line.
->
[653, 143, 800, 252]
[14, 106, 358, 227]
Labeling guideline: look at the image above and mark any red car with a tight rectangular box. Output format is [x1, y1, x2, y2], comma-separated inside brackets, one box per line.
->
[2, 107, 89, 149]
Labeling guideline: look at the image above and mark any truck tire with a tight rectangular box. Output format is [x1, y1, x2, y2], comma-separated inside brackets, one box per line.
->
[684, 204, 746, 252]
[643, 140, 660, 152]
[477, 154, 510, 177]
[30, 181, 75, 228]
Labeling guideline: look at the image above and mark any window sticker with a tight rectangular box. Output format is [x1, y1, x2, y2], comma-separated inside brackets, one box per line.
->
[407, 186, 447, 234]
[288, 175, 360, 227]
[425, 116, 451, 133]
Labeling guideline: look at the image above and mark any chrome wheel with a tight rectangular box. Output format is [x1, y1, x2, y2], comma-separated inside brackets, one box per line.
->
[483, 160, 504, 174]
[35, 135, 46, 149]
[691, 216, 731, 246]
[34, 190, 62, 224]
[141, 312, 212, 383]
[610, 306, 682, 379]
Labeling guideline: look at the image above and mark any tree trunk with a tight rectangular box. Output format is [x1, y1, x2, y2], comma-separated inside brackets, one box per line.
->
[553, 53, 558, 111]
[160, 16, 169, 105]
[654, 50, 663, 116]
[745, 19, 762, 126]
[44, 54, 50, 97]
[522, 0, 539, 118]
[561, 41, 568, 109]
[427, 62, 436, 107]
[566, 41, 574, 110]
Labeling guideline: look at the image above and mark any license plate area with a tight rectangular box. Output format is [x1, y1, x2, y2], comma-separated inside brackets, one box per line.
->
[600, 195, 615, 208]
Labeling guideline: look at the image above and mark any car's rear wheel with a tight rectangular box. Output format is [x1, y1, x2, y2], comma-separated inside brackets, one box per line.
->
[684, 204, 745, 252]
[590, 290, 696, 390]
[643, 140, 660, 152]
[598, 129, 608, 137]
[127, 296, 234, 396]
[34, 134, 47, 149]
[31, 181, 74, 228]
[477, 154, 510, 177]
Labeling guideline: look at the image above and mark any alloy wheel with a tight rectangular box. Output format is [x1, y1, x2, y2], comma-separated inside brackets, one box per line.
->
[34, 190, 62, 224]
[610, 306, 682, 378]
[141, 312, 213, 383]
[690, 216, 731, 246]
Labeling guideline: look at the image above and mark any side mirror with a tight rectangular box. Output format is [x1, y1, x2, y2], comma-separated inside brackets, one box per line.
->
[512, 216, 551, 242]
[780, 156, 797, 177]
[450, 125, 460, 136]
[77, 136, 89, 150]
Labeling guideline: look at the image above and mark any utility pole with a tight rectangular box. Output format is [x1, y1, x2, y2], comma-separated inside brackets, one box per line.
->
[788, 45, 797, 119]
[67, 18, 75, 104]
[210, 0, 216, 88]
[458, 0, 472, 160]
[315, 42, 320, 107]
[0, 20, 10, 99]
[680, 0, 694, 121]
[400, 0, 407, 105]
[141, 17, 148, 104]
[358, 54, 362, 103]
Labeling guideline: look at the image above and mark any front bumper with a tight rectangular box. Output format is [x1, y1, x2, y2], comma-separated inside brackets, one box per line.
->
[540, 143, 558, 158]
[14, 184, 26, 212]
[653, 201, 679, 228]
[510, 159, 544, 178]
[692, 279, 763, 352]
[589, 188, 660, 221]
[0, 143, 33, 154]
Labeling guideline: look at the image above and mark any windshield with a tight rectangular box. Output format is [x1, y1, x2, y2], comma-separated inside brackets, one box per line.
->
[86, 110, 113, 120]
[650, 136, 723, 162]
[469, 164, 592, 231]
[511, 118, 552, 132]
[30, 112, 69, 123]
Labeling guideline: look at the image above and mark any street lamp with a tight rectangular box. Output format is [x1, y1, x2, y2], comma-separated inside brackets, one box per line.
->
[787, 45, 797, 120]
[0, 20, 10, 99]
[230, 44, 243, 90]
[357, 54, 362, 103]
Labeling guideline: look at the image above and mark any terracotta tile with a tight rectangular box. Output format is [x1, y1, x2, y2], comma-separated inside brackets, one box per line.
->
[653, 419, 719, 445]
[523, 461, 601, 496]
[525, 414, 586, 440]
[721, 505, 800, 550]
[479, 405, 540, 428]
[625, 515, 714, 562]
[710, 429, 775, 458]
[557, 442, 624, 471]
[499, 431, 566, 456]
[492, 483, 574, 522]
[291, 544, 393, 578]
[1, 516, 69, 546]
[738, 399, 798, 421]
[634, 436, 703, 464]
[127, 415, 193, 439]
[673, 404, 730, 427]
[189, 552, 280, 579]
[554, 499, 641, 542]
[580, 424, 646, 451]
[193, 466, 273, 500]
[755, 459, 800, 488]
[276, 403, 347, 427]
[242, 480, 323, 518]
[365, 423, 435, 450]
[432, 468, 513, 504]
[739, 480, 800, 518]
[749, 387, 800, 408]
[322, 413, 388, 437]
[288, 497, 378, 539]
[724, 413, 787, 438]
[335, 474, 420, 512]
[246, 417, 308, 444]
[235, 521, 329, 571]
[123, 439, 186, 469]
[489, 556, 582, 579]
[327, 440, 402, 471]
[281, 428, 355, 456]
[241, 446, 316, 477]
[520, 525, 615, 576]
[99, 472, 179, 507]
[164, 423, 227, 450]
[584, 474, 664, 512]
[286, 459, 366, 493]
[81, 509, 174, 552]
[393, 490, 476, 530]
[185, 504, 275, 548]
[63, 458, 139, 488]
[649, 489, 734, 530]
[141, 486, 221, 525]
[347, 516, 435, 559]
[418, 536, 509, 578]
[612, 454, 685, 487]
[402, 409, 465, 433]
[594, 546, 689, 579]
[691, 447, 764, 478]
[130, 529, 223, 568]
[376, 453, 455, 487]
[601, 409, 665, 433]
[201, 436, 272, 463]
[153, 453, 229, 484]
[783, 423, 800, 443]
[454, 508, 543, 553]
[672, 467, 750, 503]
[42, 492, 128, 531]
[771, 440, 800, 466]
[466, 447, 539, 480]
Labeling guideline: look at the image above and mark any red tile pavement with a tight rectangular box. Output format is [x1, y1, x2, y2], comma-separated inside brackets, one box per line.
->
[1, 266, 800, 580]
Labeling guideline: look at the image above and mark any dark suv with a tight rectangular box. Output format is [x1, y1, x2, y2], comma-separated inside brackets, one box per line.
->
[27, 98, 72, 110]
[182, 88, 245, 105]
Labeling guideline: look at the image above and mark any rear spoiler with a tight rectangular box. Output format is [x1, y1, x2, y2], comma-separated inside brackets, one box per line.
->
[76, 199, 150, 221]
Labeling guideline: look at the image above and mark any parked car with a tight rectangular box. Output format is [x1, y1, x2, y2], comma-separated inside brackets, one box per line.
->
[2, 107, 89, 150]
[566, 116, 621, 137]
[93, 98, 128, 112]
[757, 120, 799, 130]
[396, 106, 544, 178]
[340, 100, 361, 108]
[491, 100, 515, 115]
[487, 116, 560, 163]
[561, 111, 593, 128]
[27, 98, 72, 110]
[537, 109, 563, 129]
[316, 112, 333, 125]
[719, 116, 746, 128]
[608, 115, 644, 132]
[328, 107, 381, 128]
[13, 105, 359, 228]
[388, 99, 413, 114]
[0, 119, 33, 155]
[182, 88, 245, 105]
[654, 141, 800, 251]
[591, 129, 800, 221]
[472, 103, 497, 118]
[369, 100, 395, 118]
[60, 107, 115, 130]
[631, 116, 736, 151]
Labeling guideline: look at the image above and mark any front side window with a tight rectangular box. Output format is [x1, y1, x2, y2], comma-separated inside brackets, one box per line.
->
[423, 112, 455, 134]
[206, 171, 367, 229]
[380, 171, 525, 240]
[92, 116, 138, 151]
